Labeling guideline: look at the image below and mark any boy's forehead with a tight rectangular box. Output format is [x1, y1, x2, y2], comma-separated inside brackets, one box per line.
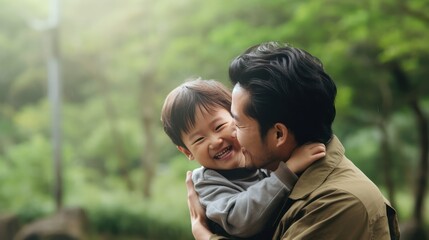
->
[181, 106, 225, 138]
[194, 104, 227, 121]
[181, 104, 217, 133]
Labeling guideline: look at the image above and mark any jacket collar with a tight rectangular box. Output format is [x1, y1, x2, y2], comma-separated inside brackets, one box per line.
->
[289, 135, 344, 200]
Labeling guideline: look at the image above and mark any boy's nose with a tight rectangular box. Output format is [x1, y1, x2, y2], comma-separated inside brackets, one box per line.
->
[209, 137, 223, 150]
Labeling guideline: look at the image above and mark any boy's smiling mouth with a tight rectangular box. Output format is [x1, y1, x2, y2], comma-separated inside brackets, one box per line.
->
[213, 146, 233, 160]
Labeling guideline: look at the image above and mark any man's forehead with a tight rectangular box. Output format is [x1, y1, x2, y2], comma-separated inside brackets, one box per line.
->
[231, 85, 249, 115]
[230, 111, 239, 121]
[232, 83, 243, 94]
[232, 84, 250, 106]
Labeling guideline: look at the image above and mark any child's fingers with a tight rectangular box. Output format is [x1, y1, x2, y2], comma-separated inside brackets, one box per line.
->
[313, 152, 326, 159]
[309, 148, 326, 155]
[312, 143, 325, 149]
[305, 143, 325, 150]
[309, 144, 326, 154]
[307, 151, 326, 162]
[309, 143, 326, 160]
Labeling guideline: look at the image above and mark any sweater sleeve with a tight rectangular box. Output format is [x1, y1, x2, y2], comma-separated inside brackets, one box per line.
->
[193, 166, 297, 238]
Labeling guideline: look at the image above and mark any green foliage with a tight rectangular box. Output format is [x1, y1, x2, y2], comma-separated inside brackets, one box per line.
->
[0, 135, 54, 211]
[88, 204, 191, 239]
[343, 128, 382, 183]
[64, 164, 193, 239]
[0, 0, 428, 237]
[168, 154, 201, 181]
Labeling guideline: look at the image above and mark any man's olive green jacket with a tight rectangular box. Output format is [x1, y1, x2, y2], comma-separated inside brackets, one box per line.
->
[210, 135, 400, 240]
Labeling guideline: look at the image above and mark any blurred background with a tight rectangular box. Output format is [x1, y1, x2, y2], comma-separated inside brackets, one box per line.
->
[0, 0, 428, 239]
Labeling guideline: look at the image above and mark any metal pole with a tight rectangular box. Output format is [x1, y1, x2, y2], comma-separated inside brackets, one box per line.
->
[46, 0, 62, 211]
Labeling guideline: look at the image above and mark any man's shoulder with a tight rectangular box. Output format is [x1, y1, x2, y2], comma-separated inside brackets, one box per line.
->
[318, 180, 385, 205]
[336, 158, 385, 202]
[315, 165, 387, 217]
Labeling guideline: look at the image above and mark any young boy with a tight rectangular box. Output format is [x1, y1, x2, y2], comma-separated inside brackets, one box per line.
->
[161, 78, 325, 239]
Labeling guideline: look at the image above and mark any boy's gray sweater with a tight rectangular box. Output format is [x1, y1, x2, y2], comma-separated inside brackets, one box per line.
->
[192, 162, 297, 238]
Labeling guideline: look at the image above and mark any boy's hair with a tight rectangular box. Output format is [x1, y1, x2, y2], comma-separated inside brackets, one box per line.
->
[161, 78, 232, 149]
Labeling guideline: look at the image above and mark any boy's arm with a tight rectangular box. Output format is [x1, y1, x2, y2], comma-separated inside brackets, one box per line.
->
[285, 142, 326, 174]
[273, 142, 325, 192]
[194, 167, 297, 238]
[191, 143, 325, 238]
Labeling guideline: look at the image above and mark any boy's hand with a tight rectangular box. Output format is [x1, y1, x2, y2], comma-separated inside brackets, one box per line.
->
[286, 143, 326, 174]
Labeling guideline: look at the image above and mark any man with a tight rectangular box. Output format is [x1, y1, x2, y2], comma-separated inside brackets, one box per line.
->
[186, 42, 400, 239]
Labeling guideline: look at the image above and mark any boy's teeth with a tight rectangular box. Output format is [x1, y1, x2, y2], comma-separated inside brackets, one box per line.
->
[215, 146, 231, 159]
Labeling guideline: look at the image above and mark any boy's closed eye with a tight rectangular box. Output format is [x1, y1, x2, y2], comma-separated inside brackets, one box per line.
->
[192, 137, 204, 145]
[215, 123, 227, 131]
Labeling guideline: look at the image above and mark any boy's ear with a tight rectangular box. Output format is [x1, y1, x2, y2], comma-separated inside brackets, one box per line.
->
[177, 146, 194, 160]
[273, 123, 288, 147]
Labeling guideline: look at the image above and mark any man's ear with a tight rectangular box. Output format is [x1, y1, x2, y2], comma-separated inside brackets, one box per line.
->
[177, 146, 194, 160]
[273, 123, 288, 147]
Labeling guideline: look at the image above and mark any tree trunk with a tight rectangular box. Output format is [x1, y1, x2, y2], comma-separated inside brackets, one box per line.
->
[99, 76, 133, 190]
[140, 71, 157, 199]
[388, 61, 428, 239]
[409, 99, 428, 227]
[141, 114, 156, 199]
[377, 79, 396, 208]
[378, 119, 396, 208]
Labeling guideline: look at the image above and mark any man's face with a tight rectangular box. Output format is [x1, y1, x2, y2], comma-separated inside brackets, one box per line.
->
[231, 84, 279, 170]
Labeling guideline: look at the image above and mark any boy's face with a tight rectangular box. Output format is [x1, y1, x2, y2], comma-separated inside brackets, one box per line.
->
[178, 106, 245, 170]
